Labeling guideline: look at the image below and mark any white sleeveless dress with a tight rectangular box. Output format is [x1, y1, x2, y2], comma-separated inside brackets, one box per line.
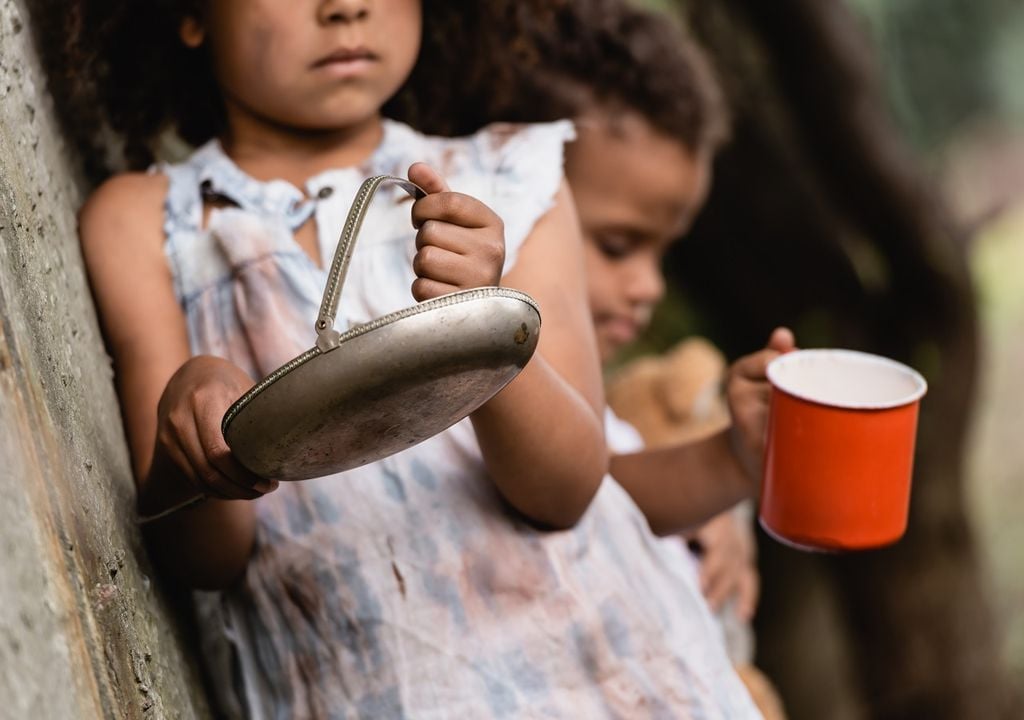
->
[159, 119, 761, 719]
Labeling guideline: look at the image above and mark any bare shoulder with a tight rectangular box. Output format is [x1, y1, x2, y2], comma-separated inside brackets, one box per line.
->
[78, 171, 169, 259]
[77, 171, 183, 356]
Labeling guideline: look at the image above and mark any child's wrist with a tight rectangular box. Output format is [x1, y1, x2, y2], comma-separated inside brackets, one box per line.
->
[725, 422, 760, 499]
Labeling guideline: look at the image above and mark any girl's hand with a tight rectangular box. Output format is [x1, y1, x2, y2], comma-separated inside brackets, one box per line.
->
[725, 327, 796, 484]
[155, 356, 278, 500]
[408, 162, 506, 301]
[692, 511, 760, 621]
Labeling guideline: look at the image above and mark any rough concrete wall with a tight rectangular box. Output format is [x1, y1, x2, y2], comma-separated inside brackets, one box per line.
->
[0, 0, 213, 717]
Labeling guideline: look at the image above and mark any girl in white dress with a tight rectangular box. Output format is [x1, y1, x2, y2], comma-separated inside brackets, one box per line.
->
[71, 0, 780, 716]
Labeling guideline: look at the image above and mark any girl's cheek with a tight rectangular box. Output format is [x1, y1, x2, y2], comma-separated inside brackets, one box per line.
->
[594, 262, 627, 306]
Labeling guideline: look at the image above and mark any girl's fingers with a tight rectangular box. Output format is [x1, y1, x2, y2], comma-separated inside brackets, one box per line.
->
[702, 566, 730, 612]
[730, 379, 772, 407]
[700, 552, 730, 609]
[411, 277, 460, 302]
[411, 192, 494, 230]
[413, 245, 499, 287]
[729, 328, 796, 383]
[415, 220, 494, 253]
[405, 172, 505, 298]
[767, 326, 796, 353]
[194, 400, 274, 489]
[412, 245, 460, 284]
[726, 375, 771, 420]
[412, 222, 504, 291]
[408, 162, 449, 195]
[736, 571, 760, 621]
[178, 420, 259, 500]
[199, 418, 276, 494]
[730, 349, 775, 383]
[162, 440, 205, 495]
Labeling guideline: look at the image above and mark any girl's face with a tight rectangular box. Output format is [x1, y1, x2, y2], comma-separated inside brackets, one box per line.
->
[565, 112, 712, 364]
[183, 0, 422, 134]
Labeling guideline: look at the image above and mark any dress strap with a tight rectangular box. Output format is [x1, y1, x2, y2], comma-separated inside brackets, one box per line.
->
[159, 160, 204, 239]
[151, 159, 205, 305]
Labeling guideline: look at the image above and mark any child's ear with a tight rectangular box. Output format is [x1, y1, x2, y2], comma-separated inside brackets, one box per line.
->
[179, 16, 205, 48]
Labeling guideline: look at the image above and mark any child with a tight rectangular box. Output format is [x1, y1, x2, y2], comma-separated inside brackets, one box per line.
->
[70, 0, 779, 717]
[401, 3, 789, 715]
[559, 8, 765, 623]
[410, 0, 779, 634]
[569, 104, 788, 720]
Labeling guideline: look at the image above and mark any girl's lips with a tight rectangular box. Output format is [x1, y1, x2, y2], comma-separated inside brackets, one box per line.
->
[312, 47, 378, 77]
[600, 316, 641, 347]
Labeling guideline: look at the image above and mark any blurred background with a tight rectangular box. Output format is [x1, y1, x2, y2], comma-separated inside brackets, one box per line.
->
[850, 0, 1024, 687]
[629, 0, 1024, 717]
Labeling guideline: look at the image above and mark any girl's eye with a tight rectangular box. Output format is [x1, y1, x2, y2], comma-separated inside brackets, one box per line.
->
[596, 236, 633, 260]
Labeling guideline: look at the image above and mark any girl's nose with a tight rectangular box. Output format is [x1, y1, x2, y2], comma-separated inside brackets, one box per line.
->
[627, 261, 665, 306]
[319, 0, 370, 24]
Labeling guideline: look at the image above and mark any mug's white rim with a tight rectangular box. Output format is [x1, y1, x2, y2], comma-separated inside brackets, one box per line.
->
[766, 348, 928, 410]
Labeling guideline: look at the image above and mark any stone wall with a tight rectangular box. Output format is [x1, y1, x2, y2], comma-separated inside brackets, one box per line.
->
[0, 0, 212, 717]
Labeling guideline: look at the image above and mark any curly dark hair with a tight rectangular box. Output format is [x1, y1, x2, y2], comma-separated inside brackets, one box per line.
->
[391, 0, 730, 155]
[44, 0, 548, 179]
[43, 0, 215, 179]
[42, 0, 724, 181]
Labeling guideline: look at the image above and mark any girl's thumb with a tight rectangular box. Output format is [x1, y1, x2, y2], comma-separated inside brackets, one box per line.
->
[408, 162, 450, 194]
[767, 326, 796, 354]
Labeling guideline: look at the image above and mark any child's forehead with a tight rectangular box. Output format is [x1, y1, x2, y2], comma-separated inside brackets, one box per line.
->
[575, 107, 679, 143]
[570, 118, 702, 186]
[567, 122, 707, 244]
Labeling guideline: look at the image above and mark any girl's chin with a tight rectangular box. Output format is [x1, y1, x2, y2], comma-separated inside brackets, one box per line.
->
[599, 324, 639, 354]
[598, 337, 626, 364]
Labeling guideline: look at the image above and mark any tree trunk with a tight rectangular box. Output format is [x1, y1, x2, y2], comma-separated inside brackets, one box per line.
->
[672, 1, 1022, 717]
[0, 0, 212, 716]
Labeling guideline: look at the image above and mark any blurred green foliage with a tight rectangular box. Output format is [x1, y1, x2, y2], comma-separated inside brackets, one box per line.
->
[642, 0, 1024, 155]
[839, 0, 1024, 156]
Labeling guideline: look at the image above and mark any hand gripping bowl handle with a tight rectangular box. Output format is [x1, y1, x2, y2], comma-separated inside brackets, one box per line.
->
[314, 176, 425, 352]
[138, 176, 426, 524]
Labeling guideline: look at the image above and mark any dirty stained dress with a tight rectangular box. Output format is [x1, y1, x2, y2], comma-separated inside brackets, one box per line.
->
[159, 119, 761, 719]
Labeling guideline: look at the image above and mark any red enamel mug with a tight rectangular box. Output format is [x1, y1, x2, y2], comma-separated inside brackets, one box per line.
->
[759, 349, 928, 551]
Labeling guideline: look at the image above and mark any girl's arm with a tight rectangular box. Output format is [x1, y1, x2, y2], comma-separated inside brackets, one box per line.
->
[409, 165, 606, 529]
[610, 431, 750, 536]
[471, 181, 607, 529]
[613, 329, 795, 536]
[79, 174, 269, 590]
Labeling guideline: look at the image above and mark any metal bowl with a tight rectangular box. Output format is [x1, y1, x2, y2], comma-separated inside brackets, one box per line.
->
[222, 287, 540, 480]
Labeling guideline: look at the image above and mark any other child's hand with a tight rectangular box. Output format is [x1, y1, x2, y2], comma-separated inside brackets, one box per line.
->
[154, 356, 278, 500]
[725, 327, 796, 484]
[692, 510, 760, 621]
[408, 162, 506, 301]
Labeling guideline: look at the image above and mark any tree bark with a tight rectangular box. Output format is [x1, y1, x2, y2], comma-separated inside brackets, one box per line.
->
[673, 1, 1022, 717]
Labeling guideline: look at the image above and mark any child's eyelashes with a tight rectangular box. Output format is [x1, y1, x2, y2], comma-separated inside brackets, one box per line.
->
[594, 234, 635, 260]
